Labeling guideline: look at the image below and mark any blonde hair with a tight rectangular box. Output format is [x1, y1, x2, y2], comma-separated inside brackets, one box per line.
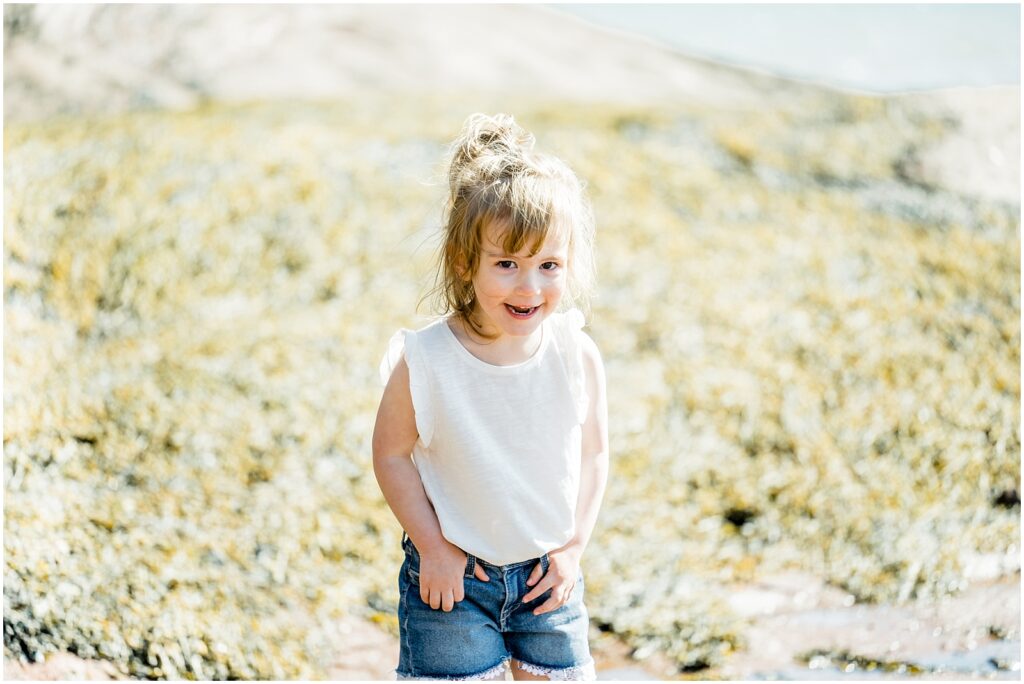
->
[425, 113, 596, 339]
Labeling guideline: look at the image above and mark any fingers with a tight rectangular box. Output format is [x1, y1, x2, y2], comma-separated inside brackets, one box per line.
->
[523, 562, 577, 612]
[420, 582, 465, 611]
[525, 561, 542, 587]
[522, 579, 551, 604]
[522, 562, 549, 603]
[531, 583, 575, 616]
[531, 593, 564, 616]
[474, 564, 490, 582]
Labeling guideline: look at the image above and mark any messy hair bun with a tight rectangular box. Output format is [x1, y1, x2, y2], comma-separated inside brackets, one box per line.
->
[447, 113, 535, 192]
[426, 113, 596, 338]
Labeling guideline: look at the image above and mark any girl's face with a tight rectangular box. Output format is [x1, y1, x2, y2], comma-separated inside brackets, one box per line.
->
[469, 220, 570, 341]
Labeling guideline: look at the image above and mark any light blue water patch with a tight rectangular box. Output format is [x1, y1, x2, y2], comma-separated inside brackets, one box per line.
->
[549, 4, 1020, 93]
[750, 667, 902, 680]
[911, 640, 1021, 674]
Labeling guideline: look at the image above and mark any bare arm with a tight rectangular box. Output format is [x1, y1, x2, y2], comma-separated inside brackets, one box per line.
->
[523, 331, 609, 613]
[566, 332, 610, 556]
[372, 355, 489, 612]
[371, 356, 446, 554]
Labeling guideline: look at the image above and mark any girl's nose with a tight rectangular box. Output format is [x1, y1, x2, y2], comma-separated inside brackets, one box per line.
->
[515, 270, 542, 295]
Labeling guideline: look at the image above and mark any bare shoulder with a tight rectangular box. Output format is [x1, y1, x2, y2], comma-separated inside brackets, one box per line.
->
[385, 354, 410, 389]
[579, 331, 606, 384]
[372, 355, 418, 459]
[579, 330, 603, 359]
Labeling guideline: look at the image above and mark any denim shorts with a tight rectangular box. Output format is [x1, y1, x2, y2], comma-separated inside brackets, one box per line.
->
[396, 532, 595, 680]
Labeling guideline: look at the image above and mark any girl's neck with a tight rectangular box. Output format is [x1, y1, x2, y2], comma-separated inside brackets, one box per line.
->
[448, 314, 544, 366]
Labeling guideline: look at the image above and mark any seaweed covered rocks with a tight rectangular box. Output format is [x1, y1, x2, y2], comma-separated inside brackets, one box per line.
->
[4, 95, 1019, 677]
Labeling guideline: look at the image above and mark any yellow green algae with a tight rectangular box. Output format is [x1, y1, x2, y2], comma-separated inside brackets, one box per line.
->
[4, 95, 1019, 678]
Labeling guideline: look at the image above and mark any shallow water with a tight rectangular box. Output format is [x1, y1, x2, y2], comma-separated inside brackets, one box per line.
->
[550, 4, 1020, 92]
[913, 640, 1021, 676]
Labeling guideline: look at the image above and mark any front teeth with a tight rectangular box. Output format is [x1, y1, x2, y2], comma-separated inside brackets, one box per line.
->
[507, 305, 536, 315]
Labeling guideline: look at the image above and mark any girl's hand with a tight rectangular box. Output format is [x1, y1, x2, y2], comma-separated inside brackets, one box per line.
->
[418, 540, 490, 612]
[521, 543, 582, 615]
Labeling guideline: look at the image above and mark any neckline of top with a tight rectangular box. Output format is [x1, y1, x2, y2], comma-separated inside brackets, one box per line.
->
[440, 316, 551, 374]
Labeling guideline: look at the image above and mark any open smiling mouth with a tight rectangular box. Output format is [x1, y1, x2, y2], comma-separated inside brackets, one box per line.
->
[505, 304, 539, 319]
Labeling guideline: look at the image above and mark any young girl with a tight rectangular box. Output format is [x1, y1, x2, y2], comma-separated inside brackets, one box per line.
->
[373, 113, 608, 681]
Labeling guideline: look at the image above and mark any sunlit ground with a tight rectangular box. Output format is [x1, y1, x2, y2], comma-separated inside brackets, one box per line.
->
[4, 94, 1019, 678]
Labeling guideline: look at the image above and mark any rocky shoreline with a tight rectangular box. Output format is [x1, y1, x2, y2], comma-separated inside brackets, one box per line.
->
[6, 576, 1019, 680]
[4, 5, 1019, 681]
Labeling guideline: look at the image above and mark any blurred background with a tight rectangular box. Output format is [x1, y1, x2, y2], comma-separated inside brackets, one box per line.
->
[558, 4, 1020, 93]
[3, 3, 1020, 680]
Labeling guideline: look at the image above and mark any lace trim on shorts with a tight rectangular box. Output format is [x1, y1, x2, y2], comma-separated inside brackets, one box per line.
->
[395, 659, 508, 681]
[517, 658, 597, 681]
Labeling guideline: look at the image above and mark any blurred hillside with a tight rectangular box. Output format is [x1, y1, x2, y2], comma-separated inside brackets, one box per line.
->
[3, 4, 1019, 202]
[3, 4, 1020, 680]
[2, 3, 798, 117]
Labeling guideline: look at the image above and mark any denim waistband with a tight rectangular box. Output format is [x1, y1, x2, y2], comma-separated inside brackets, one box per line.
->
[401, 530, 549, 571]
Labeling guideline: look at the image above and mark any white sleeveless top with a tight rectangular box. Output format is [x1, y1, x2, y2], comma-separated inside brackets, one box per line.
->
[379, 309, 590, 565]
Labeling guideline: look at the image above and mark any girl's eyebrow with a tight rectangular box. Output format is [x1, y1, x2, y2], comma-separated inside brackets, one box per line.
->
[484, 250, 564, 260]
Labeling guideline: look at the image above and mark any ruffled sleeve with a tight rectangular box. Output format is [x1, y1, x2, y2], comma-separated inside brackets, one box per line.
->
[379, 329, 435, 447]
[552, 309, 590, 425]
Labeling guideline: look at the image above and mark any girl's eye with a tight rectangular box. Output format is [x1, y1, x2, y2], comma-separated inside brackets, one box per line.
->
[497, 260, 516, 269]
[540, 262, 561, 271]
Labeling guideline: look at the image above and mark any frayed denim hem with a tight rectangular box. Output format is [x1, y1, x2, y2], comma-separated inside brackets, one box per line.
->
[396, 659, 508, 681]
[516, 658, 596, 681]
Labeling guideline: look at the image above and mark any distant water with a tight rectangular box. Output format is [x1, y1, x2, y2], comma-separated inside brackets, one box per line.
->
[549, 4, 1020, 93]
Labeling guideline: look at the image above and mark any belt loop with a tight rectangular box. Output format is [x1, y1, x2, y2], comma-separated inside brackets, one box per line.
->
[465, 553, 476, 578]
[540, 553, 550, 574]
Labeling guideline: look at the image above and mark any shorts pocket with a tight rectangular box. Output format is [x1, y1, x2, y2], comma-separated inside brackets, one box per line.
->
[403, 535, 421, 584]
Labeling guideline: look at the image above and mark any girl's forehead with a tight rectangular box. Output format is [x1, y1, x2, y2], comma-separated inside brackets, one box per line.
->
[482, 219, 570, 256]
